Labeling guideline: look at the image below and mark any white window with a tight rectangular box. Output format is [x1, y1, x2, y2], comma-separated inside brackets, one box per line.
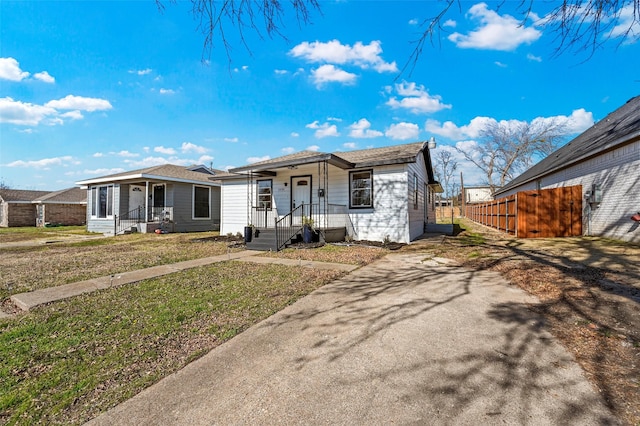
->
[91, 185, 113, 218]
[257, 180, 272, 210]
[349, 170, 373, 209]
[193, 186, 211, 219]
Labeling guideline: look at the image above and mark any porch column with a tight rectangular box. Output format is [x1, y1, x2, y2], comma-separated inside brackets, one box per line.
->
[145, 181, 149, 222]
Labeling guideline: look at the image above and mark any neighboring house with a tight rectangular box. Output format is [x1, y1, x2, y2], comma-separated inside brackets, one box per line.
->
[33, 187, 87, 227]
[463, 186, 494, 204]
[76, 164, 222, 235]
[0, 188, 87, 227]
[0, 189, 50, 227]
[494, 95, 640, 243]
[219, 141, 442, 249]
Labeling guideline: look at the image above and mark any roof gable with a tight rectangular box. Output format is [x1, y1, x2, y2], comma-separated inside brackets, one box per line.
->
[497, 95, 640, 195]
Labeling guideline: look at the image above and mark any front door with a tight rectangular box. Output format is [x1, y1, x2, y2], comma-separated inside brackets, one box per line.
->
[129, 185, 145, 219]
[291, 176, 312, 217]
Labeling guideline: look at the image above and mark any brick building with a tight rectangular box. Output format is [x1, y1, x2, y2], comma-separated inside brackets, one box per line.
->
[0, 188, 87, 227]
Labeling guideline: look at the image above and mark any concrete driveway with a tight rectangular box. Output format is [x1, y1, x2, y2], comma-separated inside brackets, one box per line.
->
[87, 253, 617, 425]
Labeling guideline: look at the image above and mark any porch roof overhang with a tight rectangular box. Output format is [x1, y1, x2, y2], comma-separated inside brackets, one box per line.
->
[75, 173, 221, 187]
[228, 153, 354, 174]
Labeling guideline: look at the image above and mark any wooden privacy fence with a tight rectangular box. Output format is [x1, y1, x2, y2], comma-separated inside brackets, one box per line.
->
[465, 185, 583, 238]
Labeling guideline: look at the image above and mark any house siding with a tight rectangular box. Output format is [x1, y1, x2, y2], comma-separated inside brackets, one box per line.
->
[407, 152, 435, 241]
[221, 179, 251, 235]
[86, 184, 122, 235]
[499, 140, 639, 243]
[171, 183, 220, 232]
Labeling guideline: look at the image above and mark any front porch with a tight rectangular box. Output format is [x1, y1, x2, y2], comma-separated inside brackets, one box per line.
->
[115, 206, 174, 235]
[245, 203, 351, 251]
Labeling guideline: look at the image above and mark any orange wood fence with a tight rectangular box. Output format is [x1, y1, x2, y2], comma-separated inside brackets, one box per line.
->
[465, 185, 583, 238]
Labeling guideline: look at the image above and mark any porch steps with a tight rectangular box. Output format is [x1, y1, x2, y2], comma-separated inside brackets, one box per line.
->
[246, 228, 302, 251]
[246, 228, 280, 251]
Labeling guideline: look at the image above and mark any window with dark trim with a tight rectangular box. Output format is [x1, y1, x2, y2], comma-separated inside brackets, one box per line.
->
[349, 170, 373, 208]
[91, 185, 113, 218]
[257, 179, 272, 210]
[193, 185, 210, 219]
[413, 173, 419, 209]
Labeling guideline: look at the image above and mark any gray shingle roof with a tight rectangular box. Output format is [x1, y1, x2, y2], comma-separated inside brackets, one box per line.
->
[0, 189, 50, 202]
[496, 95, 640, 195]
[229, 141, 428, 173]
[34, 187, 87, 203]
[76, 164, 221, 186]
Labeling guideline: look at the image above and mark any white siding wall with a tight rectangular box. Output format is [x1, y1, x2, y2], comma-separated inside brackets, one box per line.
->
[407, 153, 432, 241]
[220, 179, 251, 235]
[499, 140, 639, 243]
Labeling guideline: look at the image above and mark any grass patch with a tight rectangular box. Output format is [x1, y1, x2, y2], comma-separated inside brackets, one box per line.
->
[0, 226, 92, 243]
[0, 232, 238, 298]
[261, 243, 387, 266]
[0, 261, 343, 425]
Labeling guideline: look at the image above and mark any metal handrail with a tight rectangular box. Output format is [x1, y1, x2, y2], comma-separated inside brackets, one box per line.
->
[274, 204, 307, 251]
[114, 205, 145, 235]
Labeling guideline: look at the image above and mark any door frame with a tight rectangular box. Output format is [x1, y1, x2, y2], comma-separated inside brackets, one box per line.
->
[290, 175, 313, 212]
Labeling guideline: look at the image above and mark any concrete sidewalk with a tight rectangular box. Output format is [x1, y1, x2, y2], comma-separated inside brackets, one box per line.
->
[87, 253, 617, 425]
[9, 251, 358, 312]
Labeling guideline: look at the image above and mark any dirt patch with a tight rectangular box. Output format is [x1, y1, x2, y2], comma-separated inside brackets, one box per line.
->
[403, 220, 640, 424]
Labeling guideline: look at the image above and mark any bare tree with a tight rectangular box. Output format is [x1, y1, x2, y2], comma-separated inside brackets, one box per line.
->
[434, 150, 458, 217]
[156, 0, 320, 63]
[156, 0, 639, 66]
[457, 117, 567, 193]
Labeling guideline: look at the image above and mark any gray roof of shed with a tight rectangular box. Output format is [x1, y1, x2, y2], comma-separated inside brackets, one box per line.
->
[496, 95, 640, 195]
[76, 164, 223, 186]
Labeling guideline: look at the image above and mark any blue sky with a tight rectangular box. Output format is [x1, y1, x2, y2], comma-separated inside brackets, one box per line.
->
[1, 1, 639, 191]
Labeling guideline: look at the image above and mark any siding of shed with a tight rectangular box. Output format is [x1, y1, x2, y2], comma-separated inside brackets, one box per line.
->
[221, 179, 251, 235]
[499, 140, 639, 243]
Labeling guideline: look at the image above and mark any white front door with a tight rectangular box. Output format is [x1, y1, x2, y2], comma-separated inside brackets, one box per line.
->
[129, 185, 145, 218]
[292, 176, 312, 215]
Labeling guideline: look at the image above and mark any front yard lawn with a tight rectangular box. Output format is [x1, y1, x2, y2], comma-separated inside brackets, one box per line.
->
[0, 262, 344, 425]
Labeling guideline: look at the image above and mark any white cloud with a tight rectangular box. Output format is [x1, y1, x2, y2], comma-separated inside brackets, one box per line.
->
[443, 19, 457, 28]
[282, 147, 295, 154]
[385, 122, 420, 140]
[343, 142, 357, 149]
[609, 3, 640, 40]
[290, 39, 398, 73]
[224, 137, 239, 143]
[154, 146, 176, 155]
[0, 97, 56, 125]
[426, 116, 497, 140]
[181, 142, 208, 154]
[527, 53, 542, 62]
[81, 167, 126, 176]
[311, 64, 357, 86]
[386, 81, 452, 114]
[247, 155, 271, 163]
[159, 88, 175, 95]
[449, 3, 542, 51]
[93, 152, 104, 158]
[275, 69, 288, 75]
[124, 156, 173, 168]
[290, 132, 300, 138]
[6, 155, 75, 169]
[45, 95, 112, 112]
[306, 120, 340, 138]
[426, 109, 593, 142]
[33, 71, 55, 83]
[307, 145, 320, 152]
[0, 57, 30, 81]
[114, 150, 139, 158]
[60, 110, 83, 120]
[408, 18, 418, 25]
[129, 68, 152, 75]
[198, 155, 214, 163]
[494, 61, 507, 68]
[348, 118, 383, 138]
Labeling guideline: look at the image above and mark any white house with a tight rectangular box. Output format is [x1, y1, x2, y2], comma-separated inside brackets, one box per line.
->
[218, 141, 443, 249]
[494, 95, 640, 243]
